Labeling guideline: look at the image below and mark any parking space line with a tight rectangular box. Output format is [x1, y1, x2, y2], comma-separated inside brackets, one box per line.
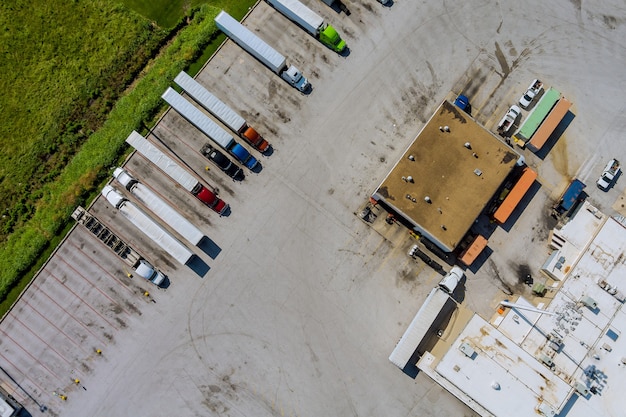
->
[56, 254, 131, 317]
[29, 284, 107, 345]
[44, 270, 120, 331]
[471, 69, 496, 116]
[9, 315, 72, 365]
[0, 327, 62, 381]
[21, 297, 89, 354]
[64, 240, 135, 296]
[0, 352, 47, 401]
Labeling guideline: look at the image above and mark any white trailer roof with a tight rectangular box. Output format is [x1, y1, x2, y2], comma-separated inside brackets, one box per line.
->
[389, 287, 451, 369]
[128, 182, 204, 246]
[119, 198, 194, 266]
[174, 71, 246, 133]
[161, 88, 234, 149]
[269, 0, 324, 35]
[0, 397, 15, 417]
[214, 11, 286, 73]
[125, 131, 198, 192]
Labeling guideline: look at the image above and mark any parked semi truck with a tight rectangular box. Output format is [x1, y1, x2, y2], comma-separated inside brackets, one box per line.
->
[266, 0, 346, 53]
[173, 71, 270, 153]
[161, 88, 259, 170]
[125, 130, 229, 213]
[319, 0, 351, 14]
[72, 206, 167, 286]
[113, 168, 205, 247]
[214, 10, 310, 92]
[200, 142, 245, 181]
[101, 185, 195, 266]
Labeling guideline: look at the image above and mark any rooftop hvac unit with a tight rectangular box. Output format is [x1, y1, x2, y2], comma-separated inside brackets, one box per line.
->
[537, 402, 556, 416]
[538, 353, 553, 367]
[459, 342, 476, 358]
[574, 381, 589, 396]
[580, 295, 597, 310]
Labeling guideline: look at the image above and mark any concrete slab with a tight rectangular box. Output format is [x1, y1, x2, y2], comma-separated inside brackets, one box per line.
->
[2, 0, 626, 416]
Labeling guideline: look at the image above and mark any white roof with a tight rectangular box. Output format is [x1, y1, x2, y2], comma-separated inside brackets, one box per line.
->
[0, 397, 15, 417]
[119, 198, 194, 266]
[434, 314, 572, 416]
[214, 11, 286, 72]
[420, 205, 626, 417]
[161, 88, 234, 149]
[128, 182, 204, 246]
[174, 71, 246, 133]
[125, 131, 199, 192]
[389, 287, 451, 369]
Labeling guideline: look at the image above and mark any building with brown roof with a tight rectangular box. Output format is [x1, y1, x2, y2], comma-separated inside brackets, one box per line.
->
[372, 100, 521, 252]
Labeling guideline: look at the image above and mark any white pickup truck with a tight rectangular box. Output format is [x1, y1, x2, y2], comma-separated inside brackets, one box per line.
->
[497, 105, 521, 134]
[519, 79, 543, 108]
[597, 159, 621, 191]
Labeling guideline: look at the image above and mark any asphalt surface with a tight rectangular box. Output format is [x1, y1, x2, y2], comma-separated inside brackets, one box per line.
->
[2, 0, 626, 416]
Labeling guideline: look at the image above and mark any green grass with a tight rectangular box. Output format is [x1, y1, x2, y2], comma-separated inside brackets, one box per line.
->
[120, 0, 250, 29]
[0, 1, 254, 308]
[0, 0, 170, 239]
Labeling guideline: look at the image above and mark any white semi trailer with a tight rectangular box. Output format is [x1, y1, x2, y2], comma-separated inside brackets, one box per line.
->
[214, 10, 310, 92]
[101, 185, 195, 266]
[113, 168, 205, 247]
[125, 130, 229, 213]
[161, 88, 259, 170]
[265, 0, 346, 53]
[174, 71, 270, 153]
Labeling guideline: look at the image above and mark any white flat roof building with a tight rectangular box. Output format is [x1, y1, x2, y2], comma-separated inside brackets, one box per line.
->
[417, 202, 626, 417]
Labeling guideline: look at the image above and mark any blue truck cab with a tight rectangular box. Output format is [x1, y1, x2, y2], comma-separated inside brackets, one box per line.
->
[230, 143, 258, 170]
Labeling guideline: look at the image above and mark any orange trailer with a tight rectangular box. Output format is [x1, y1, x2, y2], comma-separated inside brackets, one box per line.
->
[459, 235, 488, 266]
[492, 167, 538, 224]
[526, 97, 572, 153]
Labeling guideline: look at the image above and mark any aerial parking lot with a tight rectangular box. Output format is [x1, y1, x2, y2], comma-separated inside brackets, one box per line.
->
[2, 0, 626, 416]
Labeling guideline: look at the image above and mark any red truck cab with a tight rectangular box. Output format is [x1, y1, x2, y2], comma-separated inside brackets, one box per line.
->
[194, 184, 228, 215]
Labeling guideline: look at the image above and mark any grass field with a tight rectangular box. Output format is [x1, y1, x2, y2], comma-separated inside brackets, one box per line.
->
[0, 0, 252, 308]
[0, 1, 169, 238]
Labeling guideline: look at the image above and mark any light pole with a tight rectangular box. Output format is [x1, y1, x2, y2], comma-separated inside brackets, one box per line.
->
[0, 365, 47, 412]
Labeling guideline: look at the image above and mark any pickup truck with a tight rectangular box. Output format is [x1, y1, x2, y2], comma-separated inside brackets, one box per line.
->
[519, 79, 543, 108]
[497, 105, 521, 134]
[597, 159, 621, 191]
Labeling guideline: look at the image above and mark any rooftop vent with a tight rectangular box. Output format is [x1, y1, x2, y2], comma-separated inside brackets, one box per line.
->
[474, 169, 482, 176]
[424, 196, 432, 204]
[459, 342, 475, 358]
[580, 295, 597, 310]
[464, 142, 472, 149]
[574, 381, 589, 396]
[408, 154, 415, 161]
[538, 353, 553, 368]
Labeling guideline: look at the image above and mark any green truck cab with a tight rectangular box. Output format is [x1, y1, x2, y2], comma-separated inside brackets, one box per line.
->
[319, 24, 346, 53]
